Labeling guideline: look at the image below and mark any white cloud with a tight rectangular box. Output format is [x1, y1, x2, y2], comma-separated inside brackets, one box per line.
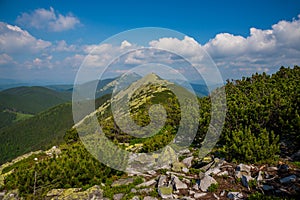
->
[54, 40, 76, 52]
[0, 22, 51, 54]
[0, 53, 13, 65]
[16, 7, 80, 32]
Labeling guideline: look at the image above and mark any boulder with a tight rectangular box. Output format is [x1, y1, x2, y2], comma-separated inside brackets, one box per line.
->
[235, 164, 251, 178]
[158, 175, 168, 187]
[143, 196, 158, 200]
[199, 175, 217, 192]
[182, 156, 194, 168]
[172, 162, 186, 172]
[182, 167, 189, 173]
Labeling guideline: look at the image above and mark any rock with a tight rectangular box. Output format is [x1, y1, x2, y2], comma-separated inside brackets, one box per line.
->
[241, 175, 253, 188]
[220, 190, 225, 196]
[213, 193, 220, 200]
[267, 166, 278, 172]
[189, 190, 195, 195]
[138, 188, 154, 194]
[182, 178, 191, 184]
[227, 192, 243, 200]
[158, 146, 178, 168]
[171, 175, 188, 190]
[132, 196, 140, 200]
[235, 164, 251, 178]
[147, 170, 157, 176]
[112, 178, 134, 187]
[262, 185, 274, 191]
[181, 196, 195, 200]
[113, 193, 124, 200]
[199, 175, 217, 192]
[158, 186, 173, 199]
[194, 192, 207, 198]
[291, 150, 300, 161]
[173, 194, 179, 199]
[278, 164, 289, 173]
[257, 171, 263, 182]
[158, 175, 168, 187]
[131, 188, 137, 193]
[136, 179, 156, 188]
[172, 162, 186, 172]
[217, 171, 228, 177]
[182, 167, 189, 173]
[205, 167, 221, 176]
[182, 156, 194, 168]
[192, 184, 199, 191]
[179, 149, 191, 155]
[143, 196, 158, 200]
[280, 175, 297, 184]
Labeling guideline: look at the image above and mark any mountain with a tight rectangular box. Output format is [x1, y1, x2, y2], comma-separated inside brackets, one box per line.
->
[0, 86, 71, 114]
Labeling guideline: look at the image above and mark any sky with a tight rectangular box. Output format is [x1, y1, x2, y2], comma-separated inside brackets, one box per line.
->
[0, 0, 300, 84]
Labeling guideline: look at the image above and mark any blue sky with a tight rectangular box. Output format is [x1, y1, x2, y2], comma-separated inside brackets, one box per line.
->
[0, 0, 300, 84]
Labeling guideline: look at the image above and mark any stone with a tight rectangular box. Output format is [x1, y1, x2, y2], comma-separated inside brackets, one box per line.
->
[171, 175, 188, 190]
[136, 179, 157, 188]
[280, 175, 297, 184]
[213, 193, 220, 200]
[158, 186, 173, 199]
[189, 190, 195, 195]
[267, 166, 278, 172]
[257, 171, 263, 182]
[192, 184, 199, 191]
[158, 175, 168, 187]
[199, 175, 217, 192]
[278, 164, 289, 173]
[227, 192, 243, 200]
[138, 188, 154, 194]
[235, 164, 251, 178]
[158, 146, 178, 168]
[132, 196, 140, 200]
[182, 156, 194, 168]
[131, 188, 137, 193]
[194, 192, 207, 198]
[262, 185, 274, 191]
[182, 167, 189, 173]
[241, 175, 253, 188]
[147, 170, 157, 176]
[181, 197, 195, 200]
[220, 190, 225, 196]
[112, 178, 134, 187]
[143, 196, 158, 200]
[217, 171, 228, 177]
[113, 193, 124, 200]
[205, 167, 221, 176]
[172, 162, 186, 172]
[179, 149, 191, 155]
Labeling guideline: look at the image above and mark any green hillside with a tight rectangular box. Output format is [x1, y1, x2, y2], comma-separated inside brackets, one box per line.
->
[0, 86, 71, 114]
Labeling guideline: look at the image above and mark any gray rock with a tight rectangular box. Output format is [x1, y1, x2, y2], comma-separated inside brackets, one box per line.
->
[138, 188, 154, 194]
[213, 193, 220, 200]
[171, 175, 188, 190]
[143, 196, 158, 200]
[132, 196, 140, 200]
[220, 190, 225, 196]
[194, 192, 207, 198]
[182, 167, 189, 173]
[136, 179, 157, 188]
[131, 188, 137, 193]
[189, 190, 195, 195]
[257, 171, 263, 182]
[278, 164, 289, 173]
[263, 185, 274, 191]
[158, 175, 168, 187]
[181, 197, 195, 200]
[113, 193, 124, 200]
[205, 167, 221, 176]
[199, 175, 217, 192]
[192, 184, 199, 191]
[147, 170, 157, 176]
[182, 156, 194, 168]
[217, 171, 228, 176]
[235, 164, 251, 178]
[227, 192, 243, 200]
[158, 186, 173, 199]
[112, 178, 134, 187]
[280, 175, 297, 184]
[267, 166, 278, 172]
[179, 149, 191, 155]
[241, 175, 253, 188]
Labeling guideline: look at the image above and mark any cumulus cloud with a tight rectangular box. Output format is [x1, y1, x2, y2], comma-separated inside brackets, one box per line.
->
[54, 40, 76, 52]
[0, 54, 13, 65]
[16, 7, 80, 32]
[0, 22, 51, 54]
